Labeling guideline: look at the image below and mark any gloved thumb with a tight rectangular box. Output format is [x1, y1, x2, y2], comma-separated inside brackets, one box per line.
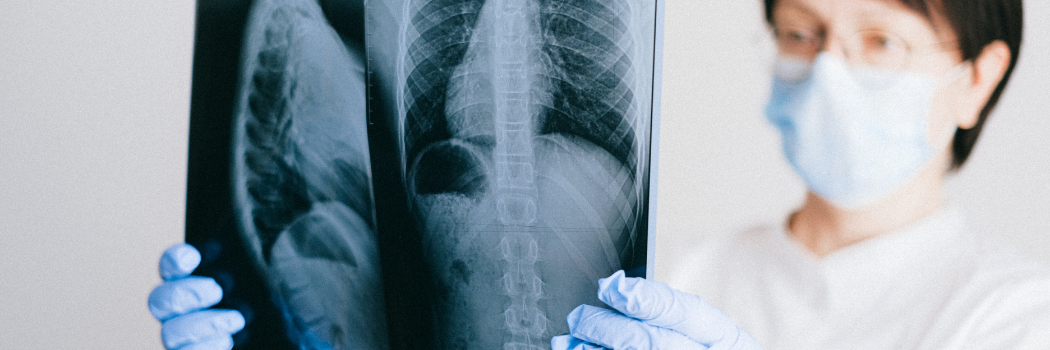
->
[160, 243, 202, 281]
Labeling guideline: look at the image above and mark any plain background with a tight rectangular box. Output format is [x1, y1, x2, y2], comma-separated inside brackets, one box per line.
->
[0, 1, 1045, 348]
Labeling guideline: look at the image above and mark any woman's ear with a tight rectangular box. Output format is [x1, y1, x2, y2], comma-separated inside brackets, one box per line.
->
[959, 40, 1011, 129]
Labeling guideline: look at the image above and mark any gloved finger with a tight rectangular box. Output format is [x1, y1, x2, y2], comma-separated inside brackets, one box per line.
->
[597, 271, 760, 349]
[566, 305, 707, 350]
[175, 335, 233, 350]
[149, 276, 223, 321]
[161, 309, 245, 350]
[160, 243, 202, 281]
[551, 334, 606, 350]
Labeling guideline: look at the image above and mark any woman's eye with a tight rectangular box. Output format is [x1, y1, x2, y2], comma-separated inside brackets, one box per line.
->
[860, 31, 907, 53]
[789, 31, 810, 43]
[853, 30, 910, 68]
[783, 29, 814, 43]
[776, 26, 820, 51]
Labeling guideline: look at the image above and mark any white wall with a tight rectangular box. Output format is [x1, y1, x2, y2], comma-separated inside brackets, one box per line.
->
[0, 1, 195, 349]
[0, 0, 1046, 348]
[653, 0, 1050, 279]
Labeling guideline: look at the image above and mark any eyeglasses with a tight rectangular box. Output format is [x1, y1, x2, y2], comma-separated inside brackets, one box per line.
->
[773, 24, 953, 73]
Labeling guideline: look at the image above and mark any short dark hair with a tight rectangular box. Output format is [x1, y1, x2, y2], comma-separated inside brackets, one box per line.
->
[762, 0, 1024, 170]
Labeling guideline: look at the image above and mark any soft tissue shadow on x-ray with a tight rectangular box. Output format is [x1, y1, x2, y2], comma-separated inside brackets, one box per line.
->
[216, 0, 655, 348]
[367, 0, 656, 348]
[229, 0, 387, 349]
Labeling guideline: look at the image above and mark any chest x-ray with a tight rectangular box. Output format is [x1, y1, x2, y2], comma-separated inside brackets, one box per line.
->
[185, 0, 661, 348]
[366, 0, 658, 348]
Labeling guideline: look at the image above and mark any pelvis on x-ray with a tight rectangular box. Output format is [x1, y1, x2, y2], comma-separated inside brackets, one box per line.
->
[226, 0, 656, 348]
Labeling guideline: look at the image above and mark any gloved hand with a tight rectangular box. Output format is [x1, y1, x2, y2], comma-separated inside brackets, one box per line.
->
[551, 270, 762, 350]
[148, 243, 245, 350]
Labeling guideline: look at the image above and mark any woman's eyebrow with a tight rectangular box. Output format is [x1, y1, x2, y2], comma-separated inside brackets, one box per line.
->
[775, 2, 825, 24]
[854, 4, 942, 42]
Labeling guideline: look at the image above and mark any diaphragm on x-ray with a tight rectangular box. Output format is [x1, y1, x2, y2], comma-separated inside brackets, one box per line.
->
[367, 0, 658, 348]
[186, 0, 661, 348]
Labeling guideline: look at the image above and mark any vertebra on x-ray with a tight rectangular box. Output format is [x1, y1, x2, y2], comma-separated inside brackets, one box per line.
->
[192, 0, 658, 348]
[230, 0, 387, 348]
[395, 0, 652, 348]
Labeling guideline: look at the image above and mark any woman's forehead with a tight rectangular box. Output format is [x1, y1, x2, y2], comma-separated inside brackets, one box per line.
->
[773, 0, 951, 42]
[775, 0, 921, 22]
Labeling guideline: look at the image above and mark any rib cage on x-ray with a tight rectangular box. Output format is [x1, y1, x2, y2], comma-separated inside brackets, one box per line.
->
[230, 0, 387, 348]
[208, 0, 654, 347]
[394, 0, 653, 348]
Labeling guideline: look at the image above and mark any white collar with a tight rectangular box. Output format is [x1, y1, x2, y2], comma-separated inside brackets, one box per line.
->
[765, 204, 978, 309]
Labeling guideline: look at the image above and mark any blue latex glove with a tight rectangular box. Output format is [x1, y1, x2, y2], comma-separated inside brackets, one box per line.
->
[551, 271, 762, 350]
[148, 243, 245, 350]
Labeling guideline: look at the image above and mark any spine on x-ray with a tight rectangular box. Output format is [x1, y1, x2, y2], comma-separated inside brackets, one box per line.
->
[488, 1, 546, 349]
[243, 7, 311, 263]
[402, 0, 640, 348]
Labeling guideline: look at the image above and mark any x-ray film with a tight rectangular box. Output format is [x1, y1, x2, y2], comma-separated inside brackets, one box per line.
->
[183, 0, 662, 349]
[366, 0, 659, 348]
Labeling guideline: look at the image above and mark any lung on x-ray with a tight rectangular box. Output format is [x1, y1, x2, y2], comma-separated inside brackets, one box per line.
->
[182, 0, 662, 349]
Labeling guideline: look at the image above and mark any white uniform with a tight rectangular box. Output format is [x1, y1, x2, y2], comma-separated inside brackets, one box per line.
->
[667, 206, 1050, 349]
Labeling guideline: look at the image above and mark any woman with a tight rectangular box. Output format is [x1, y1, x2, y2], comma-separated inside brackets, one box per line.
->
[149, 0, 1048, 348]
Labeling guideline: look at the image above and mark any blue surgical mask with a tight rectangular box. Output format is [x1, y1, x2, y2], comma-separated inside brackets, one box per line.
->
[764, 53, 962, 209]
